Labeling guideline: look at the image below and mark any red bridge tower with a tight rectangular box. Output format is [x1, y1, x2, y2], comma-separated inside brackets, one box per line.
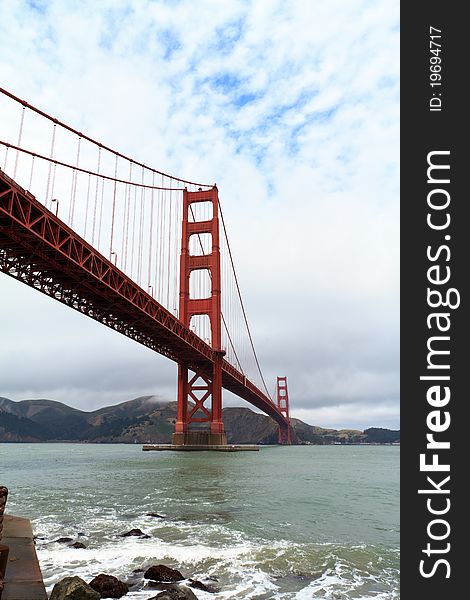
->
[277, 376, 292, 444]
[173, 186, 227, 446]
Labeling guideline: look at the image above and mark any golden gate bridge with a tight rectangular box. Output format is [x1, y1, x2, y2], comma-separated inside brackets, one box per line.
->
[0, 86, 292, 447]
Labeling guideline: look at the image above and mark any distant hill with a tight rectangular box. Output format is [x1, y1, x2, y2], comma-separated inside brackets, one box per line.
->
[0, 396, 175, 443]
[0, 396, 400, 445]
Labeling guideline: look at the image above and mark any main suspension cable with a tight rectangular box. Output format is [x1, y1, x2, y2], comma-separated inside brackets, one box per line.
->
[218, 199, 272, 399]
[0, 140, 188, 191]
[0, 86, 212, 189]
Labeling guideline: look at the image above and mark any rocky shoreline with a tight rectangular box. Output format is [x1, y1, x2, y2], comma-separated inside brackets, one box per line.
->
[44, 518, 217, 600]
[50, 567, 216, 599]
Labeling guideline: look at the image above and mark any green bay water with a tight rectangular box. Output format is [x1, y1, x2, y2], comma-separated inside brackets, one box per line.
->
[1, 444, 399, 598]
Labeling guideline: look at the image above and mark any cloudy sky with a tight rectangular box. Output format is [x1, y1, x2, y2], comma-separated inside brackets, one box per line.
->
[0, 0, 399, 430]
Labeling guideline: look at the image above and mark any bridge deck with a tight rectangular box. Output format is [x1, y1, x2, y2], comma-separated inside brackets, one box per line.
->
[0, 168, 289, 429]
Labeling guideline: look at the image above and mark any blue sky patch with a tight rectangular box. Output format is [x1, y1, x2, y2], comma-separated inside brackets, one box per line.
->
[160, 29, 181, 60]
[211, 72, 243, 94]
[233, 92, 259, 108]
[26, 0, 47, 14]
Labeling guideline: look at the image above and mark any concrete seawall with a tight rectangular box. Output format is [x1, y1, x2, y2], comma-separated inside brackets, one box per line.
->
[1, 515, 47, 600]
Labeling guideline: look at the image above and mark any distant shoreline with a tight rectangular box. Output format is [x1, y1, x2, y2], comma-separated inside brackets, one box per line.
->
[0, 440, 400, 446]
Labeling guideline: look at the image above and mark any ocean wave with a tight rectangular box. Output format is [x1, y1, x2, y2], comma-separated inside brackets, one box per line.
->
[35, 518, 399, 599]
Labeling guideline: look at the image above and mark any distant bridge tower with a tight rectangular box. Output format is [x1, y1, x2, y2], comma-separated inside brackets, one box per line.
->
[173, 186, 227, 446]
[277, 376, 292, 444]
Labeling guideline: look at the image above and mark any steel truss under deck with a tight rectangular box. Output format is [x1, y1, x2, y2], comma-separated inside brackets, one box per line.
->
[0, 168, 290, 431]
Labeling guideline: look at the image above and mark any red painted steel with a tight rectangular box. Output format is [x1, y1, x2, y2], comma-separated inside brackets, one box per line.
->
[175, 188, 225, 439]
[0, 169, 290, 432]
[276, 376, 292, 444]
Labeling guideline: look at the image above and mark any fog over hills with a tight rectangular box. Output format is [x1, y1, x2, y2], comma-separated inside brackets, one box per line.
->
[0, 396, 399, 445]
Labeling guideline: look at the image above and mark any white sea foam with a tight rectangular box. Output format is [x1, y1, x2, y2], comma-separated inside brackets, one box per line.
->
[37, 528, 398, 599]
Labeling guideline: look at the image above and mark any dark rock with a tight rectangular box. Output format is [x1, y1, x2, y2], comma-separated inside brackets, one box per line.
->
[77, 532, 86, 536]
[70, 541, 87, 549]
[55, 537, 74, 543]
[132, 568, 144, 573]
[123, 574, 143, 591]
[146, 512, 165, 518]
[119, 528, 150, 538]
[50, 576, 100, 600]
[144, 564, 184, 582]
[147, 585, 199, 600]
[89, 573, 129, 598]
[188, 579, 218, 593]
[144, 581, 174, 590]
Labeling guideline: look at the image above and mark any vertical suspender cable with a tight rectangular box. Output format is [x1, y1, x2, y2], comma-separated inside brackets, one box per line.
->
[172, 186, 178, 314]
[28, 155, 35, 190]
[167, 181, 172, 308]
[153, 180, 160, 300]
[3, 143, 8, 171]
[69, 136, 81, 227]
[123, 162, 132, 272]
[130, 184, 137, 279]
[148, 172, 155, 293]
[84, 173, 92, 239]
[97, 175, 105, 250]
[158, 177, 164, 301]
[109, 154, 119, 259]
[92, 146, 102, 246]
[138, 166, 145, 285]
[50, 162, 57, 209]
[45, 123, 56, 207]
[13, 106, 25, 180]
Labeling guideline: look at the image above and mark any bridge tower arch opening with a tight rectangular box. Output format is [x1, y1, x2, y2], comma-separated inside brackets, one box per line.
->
[173, 186, 227, 446]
